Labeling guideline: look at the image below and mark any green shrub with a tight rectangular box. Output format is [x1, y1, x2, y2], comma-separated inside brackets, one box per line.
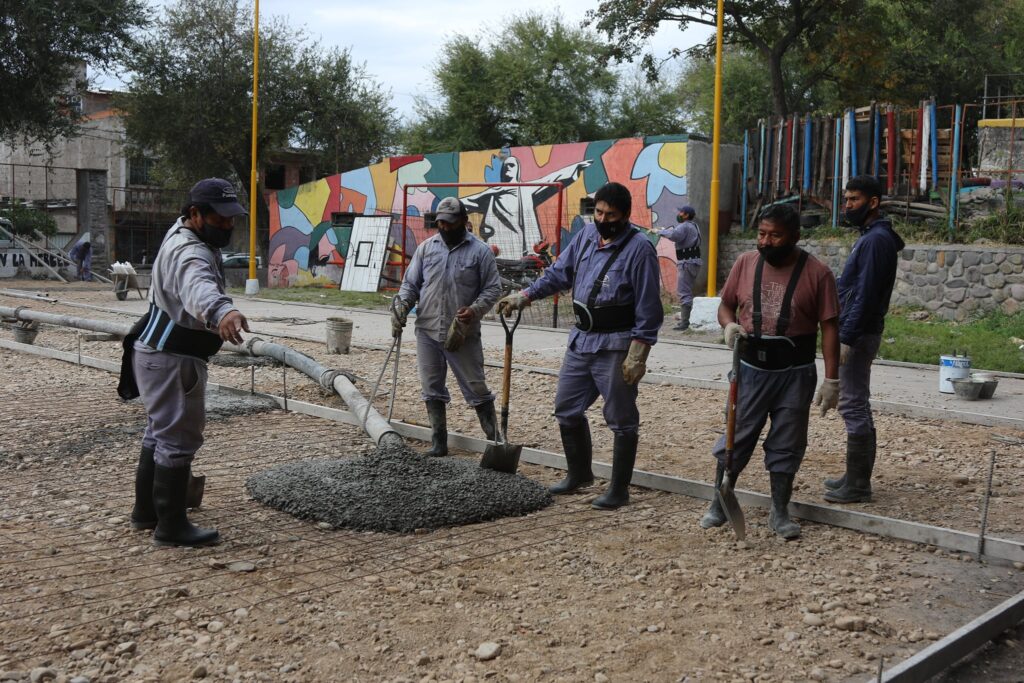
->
[0, 201, 58, 238]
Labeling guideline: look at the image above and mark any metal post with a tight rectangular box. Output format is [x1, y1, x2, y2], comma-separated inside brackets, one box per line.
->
[77, 332, 82, 366]
[552, 187, 563, 328]
[250, 364, 255, 395]
[705, 0, 725, 296]
[832, 119, 842, 227]
[282, 364, 288, 411]
[245, 0, 261, 295]
[741, 129, 749, 230]
[977, 449, 997, 559]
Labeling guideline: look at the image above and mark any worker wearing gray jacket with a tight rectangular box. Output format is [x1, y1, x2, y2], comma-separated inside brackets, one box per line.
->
[393, 197, 502, 457]
[119, 178, 250, 547]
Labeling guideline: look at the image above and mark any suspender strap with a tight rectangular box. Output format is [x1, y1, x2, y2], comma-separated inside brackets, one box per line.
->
[752, 250, 809, 337]
[586, 228, 639, 308]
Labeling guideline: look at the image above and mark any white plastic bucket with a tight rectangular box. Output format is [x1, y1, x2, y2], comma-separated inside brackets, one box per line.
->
[325, 317, 353, 354]
[939, 354, 971, 393]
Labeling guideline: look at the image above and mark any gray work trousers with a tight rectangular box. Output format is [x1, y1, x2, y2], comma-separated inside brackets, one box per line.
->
[676, 261, 701, 306]
[838, 333, 882, 437]
[416, 330, 494, 406]
[554, 348, 639, 436]
[133, 342, 207, 468]
[712, 362, 817, 475]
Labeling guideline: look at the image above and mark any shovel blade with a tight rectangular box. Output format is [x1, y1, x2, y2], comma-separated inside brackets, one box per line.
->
[717, 472, 746, 541]
[480, 443, 522, 474]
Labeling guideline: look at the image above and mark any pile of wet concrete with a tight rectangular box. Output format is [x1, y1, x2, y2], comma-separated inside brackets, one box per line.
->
[246, 441, 553, 533]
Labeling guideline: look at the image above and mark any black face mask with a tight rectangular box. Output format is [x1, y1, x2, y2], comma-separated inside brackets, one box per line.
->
[440, 225, 466, 246]
[201, 222, 233, 249]
[842, 203, 872, 228]
[758, 243, 796, 267]
[595, 219, 628, 240]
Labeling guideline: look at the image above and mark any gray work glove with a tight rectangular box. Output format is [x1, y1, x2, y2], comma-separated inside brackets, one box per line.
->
[723, 322, 746, 349]
[444, 317, 469, 352]
[391, 298, 410, 338]
[621, 340, 651, 385]
[496, 291, 531, 317]
[813, 378, 840, 416]
[839, 343, 852, 366]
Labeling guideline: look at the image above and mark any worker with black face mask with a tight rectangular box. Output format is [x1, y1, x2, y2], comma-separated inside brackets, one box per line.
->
[822, 175, 904, 504]
[119, 178, 250, 547]
[497, 182, 664, 510]
[700, 204, 840, 540]
[393, 196, 502, 457]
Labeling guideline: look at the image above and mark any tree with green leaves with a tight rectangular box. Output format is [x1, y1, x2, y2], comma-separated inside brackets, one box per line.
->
[588, 0, 877, 119]
[405, 13, 654, 152]
[117, 0, 396, 205]
[0, 0, 148, 142]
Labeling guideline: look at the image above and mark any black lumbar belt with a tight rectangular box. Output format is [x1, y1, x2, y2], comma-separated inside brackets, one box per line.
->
[742, 251, 817, 370]
[136, 303, 224, 360]
[573, 228, 639, 333]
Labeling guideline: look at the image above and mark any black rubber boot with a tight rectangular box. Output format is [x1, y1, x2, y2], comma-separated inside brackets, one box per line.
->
[423, 400, 448, 457]
[549, 423, 594, 494]
[672, 304, 692, 331]
[700, 462, 729, 529]
[152, 464, 219, 547]
[130, 446, 157, 530]
[824, 431, 876, 503]
[592, 433, 639, 510]
[768, 472, 801, 540]
[475, 401, 498, 442]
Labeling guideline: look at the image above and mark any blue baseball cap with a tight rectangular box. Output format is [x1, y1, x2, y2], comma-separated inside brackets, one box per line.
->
[677, 205, 695, 217]
[189, 178, 248, 217]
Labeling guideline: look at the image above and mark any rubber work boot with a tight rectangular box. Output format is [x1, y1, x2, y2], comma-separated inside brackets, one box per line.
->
[130, 446, 157, 530]
[768, 472, 801, 540]
[824, 431, 876, 503]
[475, 401, 498, 442]
[423, 400, 448, 457]
[700, 462, 730, 529]
[592, 432, 639, 510]
[186, 471, 206, 509]
[672, 304, 693, 331]
[152, 464, 219, 547]
[549, 423, 595, 494]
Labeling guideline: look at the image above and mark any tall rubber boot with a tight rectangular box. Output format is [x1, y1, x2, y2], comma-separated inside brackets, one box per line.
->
[152, 464, 219, 547]
[672, 304, 693, 331]
[824, 431, 876, 503]
[550, 423, 595, 494]
[423, 400, 448, 457]
[475, 401, 498, 442]
[700, 462, 730, 529]
[130, 446, 157, 530]
[592, 432, 639, 510]
[768, 472, 801, 540]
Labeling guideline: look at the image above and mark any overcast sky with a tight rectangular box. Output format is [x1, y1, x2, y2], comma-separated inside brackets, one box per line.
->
[98, 0, 715, 122]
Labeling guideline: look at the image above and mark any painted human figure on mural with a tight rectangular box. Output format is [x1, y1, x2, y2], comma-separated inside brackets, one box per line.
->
[461, 156, 593, 257]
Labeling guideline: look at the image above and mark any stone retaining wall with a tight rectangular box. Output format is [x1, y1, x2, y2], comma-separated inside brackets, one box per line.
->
[719, 238, 1024, 320]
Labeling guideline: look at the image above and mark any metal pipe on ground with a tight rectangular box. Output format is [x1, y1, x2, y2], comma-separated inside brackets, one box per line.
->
[0, 304, 400, 447]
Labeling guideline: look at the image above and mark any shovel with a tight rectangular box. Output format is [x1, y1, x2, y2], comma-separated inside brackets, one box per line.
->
[717, 337, 747, 540]
[480, 310, 523, 474]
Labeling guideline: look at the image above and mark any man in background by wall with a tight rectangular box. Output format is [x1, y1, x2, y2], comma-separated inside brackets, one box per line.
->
[657, 205, 702, 331]
[823, 175, 905, 504]
[393, 197, 502, 457]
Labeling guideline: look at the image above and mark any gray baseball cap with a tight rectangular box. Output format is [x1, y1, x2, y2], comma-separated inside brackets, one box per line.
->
[435, 196, 467, 224]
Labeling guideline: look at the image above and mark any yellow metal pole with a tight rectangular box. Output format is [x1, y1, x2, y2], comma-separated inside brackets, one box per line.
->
[706, 0, 725, 296]
[246, 0, 260, 290]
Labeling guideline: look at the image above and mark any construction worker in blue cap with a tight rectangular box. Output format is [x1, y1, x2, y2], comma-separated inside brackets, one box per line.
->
[657, 206, 702, 331]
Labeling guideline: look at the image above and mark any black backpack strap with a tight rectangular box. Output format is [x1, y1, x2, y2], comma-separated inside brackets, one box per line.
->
[753, 250, 809, 337]
[586, 228, 639, 308]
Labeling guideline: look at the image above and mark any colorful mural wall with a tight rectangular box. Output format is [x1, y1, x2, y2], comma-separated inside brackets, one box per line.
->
[267, 135, 690, 289]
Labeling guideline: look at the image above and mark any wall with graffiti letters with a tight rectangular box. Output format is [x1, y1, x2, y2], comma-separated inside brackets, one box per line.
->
[266, 134, 742, 293]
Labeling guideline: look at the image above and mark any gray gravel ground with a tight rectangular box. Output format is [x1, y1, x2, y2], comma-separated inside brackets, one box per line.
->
[246, 441, 553, 533]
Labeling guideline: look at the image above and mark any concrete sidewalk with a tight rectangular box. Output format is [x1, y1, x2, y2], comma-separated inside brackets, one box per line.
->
[81, 292, 1024, 429]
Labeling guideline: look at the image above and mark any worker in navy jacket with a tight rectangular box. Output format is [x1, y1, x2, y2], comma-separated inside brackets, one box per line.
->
[824, 175, 905, 504]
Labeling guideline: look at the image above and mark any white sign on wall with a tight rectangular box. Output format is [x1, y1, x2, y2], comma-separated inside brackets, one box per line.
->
[339, 216, 392, 292]
[0, 249, 74, 279]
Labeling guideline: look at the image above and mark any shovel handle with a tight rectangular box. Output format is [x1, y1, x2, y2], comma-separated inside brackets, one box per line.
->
[725, 338, 742, 466]
[498, 310, 519, 437]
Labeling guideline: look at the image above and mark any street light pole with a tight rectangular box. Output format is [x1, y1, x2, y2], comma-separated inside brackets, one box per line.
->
[245, 0, 261, 295]
[706, 0, 725, 296]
